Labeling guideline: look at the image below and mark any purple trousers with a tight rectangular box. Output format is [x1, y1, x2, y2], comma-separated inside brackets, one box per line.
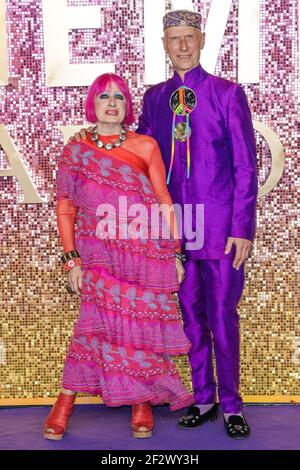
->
[179, 256, 244, 413]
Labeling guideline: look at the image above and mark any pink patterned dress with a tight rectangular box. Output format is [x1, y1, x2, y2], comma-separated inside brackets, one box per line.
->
[56, 131, 193, 410]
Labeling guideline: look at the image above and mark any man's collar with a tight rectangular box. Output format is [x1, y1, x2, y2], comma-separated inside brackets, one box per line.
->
[172, 63, 208, 88]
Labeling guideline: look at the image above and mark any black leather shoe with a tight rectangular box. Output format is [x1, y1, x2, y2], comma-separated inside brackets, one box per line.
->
[177, 404, 219, 429]
[224, 415, 250, 439]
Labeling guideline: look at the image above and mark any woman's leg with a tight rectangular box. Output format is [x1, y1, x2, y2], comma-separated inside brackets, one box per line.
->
[131, 402, 153, 439]
[43, 388, 77, 440]
[61, 387, 77, 396]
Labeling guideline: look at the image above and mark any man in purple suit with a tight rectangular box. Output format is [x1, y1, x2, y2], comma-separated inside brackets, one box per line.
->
[136, 10, 258, 438]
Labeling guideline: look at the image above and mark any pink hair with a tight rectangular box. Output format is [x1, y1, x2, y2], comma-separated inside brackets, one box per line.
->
[85, 73, 134, 125]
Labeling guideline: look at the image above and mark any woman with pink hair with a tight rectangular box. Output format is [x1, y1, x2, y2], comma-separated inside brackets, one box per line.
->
[43, 73, 193, 440]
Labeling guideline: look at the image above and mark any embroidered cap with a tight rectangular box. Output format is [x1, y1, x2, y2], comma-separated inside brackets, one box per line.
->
[163, 9, 202, 31]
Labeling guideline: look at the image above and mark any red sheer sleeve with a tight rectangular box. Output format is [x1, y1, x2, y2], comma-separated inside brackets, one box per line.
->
[56, 143, 79, 254]
[56, 199, 77, 253]
[147, 141, 181, 253]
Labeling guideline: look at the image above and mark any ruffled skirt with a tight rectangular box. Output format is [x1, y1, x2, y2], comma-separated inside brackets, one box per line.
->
[62, 263, 194, 410]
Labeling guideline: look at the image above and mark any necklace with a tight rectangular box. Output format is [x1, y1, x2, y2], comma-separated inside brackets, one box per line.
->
[91, 126, 127, 150]
[167, 86, 197, 185]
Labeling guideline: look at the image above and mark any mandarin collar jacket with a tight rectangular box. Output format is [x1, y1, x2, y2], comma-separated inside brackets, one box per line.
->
[137, 64, 258, 259]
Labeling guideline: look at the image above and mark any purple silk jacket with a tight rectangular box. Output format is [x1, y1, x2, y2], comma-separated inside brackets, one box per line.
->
[137, 64, 258, 260]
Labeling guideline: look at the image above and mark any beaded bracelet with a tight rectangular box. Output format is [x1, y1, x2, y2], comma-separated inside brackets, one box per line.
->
[63, 257, 82, 272]
[175, 252, 186, 262]
[61, 250, 80, 264]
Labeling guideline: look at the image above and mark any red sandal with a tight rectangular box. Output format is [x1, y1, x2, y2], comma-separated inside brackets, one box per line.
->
[43, 392, 76, 440]
[131, 402, 154, 438]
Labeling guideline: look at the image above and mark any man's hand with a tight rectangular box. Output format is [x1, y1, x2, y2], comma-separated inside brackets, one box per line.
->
[225, 237, 252, 270]
[68, 126, 94, 143]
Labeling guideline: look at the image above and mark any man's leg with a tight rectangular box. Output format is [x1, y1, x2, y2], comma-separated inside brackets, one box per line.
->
[202, 257, 244, 414]
[178, 259, 216, 405]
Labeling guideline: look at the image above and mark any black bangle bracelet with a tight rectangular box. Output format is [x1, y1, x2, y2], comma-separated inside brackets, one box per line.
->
[175, 252, 186, 262]
[61, 250, 80, 264]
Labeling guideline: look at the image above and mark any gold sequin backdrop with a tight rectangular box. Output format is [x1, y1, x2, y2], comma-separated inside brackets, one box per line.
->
[0, 0, 299, 404]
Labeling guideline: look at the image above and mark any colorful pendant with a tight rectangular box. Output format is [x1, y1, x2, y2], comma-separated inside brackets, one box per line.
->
[174, 121, 191, 142]
[169, 86, 197, 116]
[167, 86, 197, 185]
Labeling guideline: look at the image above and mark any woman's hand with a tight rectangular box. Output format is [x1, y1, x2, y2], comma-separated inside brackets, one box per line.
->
[175, 258, 185, 284]
[67, 267, 83, 296]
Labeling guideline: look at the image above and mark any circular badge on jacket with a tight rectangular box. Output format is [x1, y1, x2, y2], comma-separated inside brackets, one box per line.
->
[169, 86, 197, 116]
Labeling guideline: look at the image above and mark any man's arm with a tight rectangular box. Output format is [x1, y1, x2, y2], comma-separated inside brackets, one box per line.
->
[227, 84, 258, 241]
[136, 90, 153, 136]
[224, 85, 258, 269]
[69, 126, 93, 143]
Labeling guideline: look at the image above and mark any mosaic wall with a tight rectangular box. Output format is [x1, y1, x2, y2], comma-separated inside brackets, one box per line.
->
[0, 0, 299, 401]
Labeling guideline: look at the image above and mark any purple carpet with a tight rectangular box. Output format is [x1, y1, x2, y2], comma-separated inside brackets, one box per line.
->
[0, 404, 299, 450]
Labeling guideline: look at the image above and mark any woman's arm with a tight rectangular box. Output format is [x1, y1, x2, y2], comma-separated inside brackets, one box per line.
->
[56, 144, 82, 295]
[147, 141, 181, 253]
[56, 198, 82, 295]
[56, 198, 77, 253]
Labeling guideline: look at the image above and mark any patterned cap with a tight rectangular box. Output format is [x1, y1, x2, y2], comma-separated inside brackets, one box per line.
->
[163, 10, 202, 31]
